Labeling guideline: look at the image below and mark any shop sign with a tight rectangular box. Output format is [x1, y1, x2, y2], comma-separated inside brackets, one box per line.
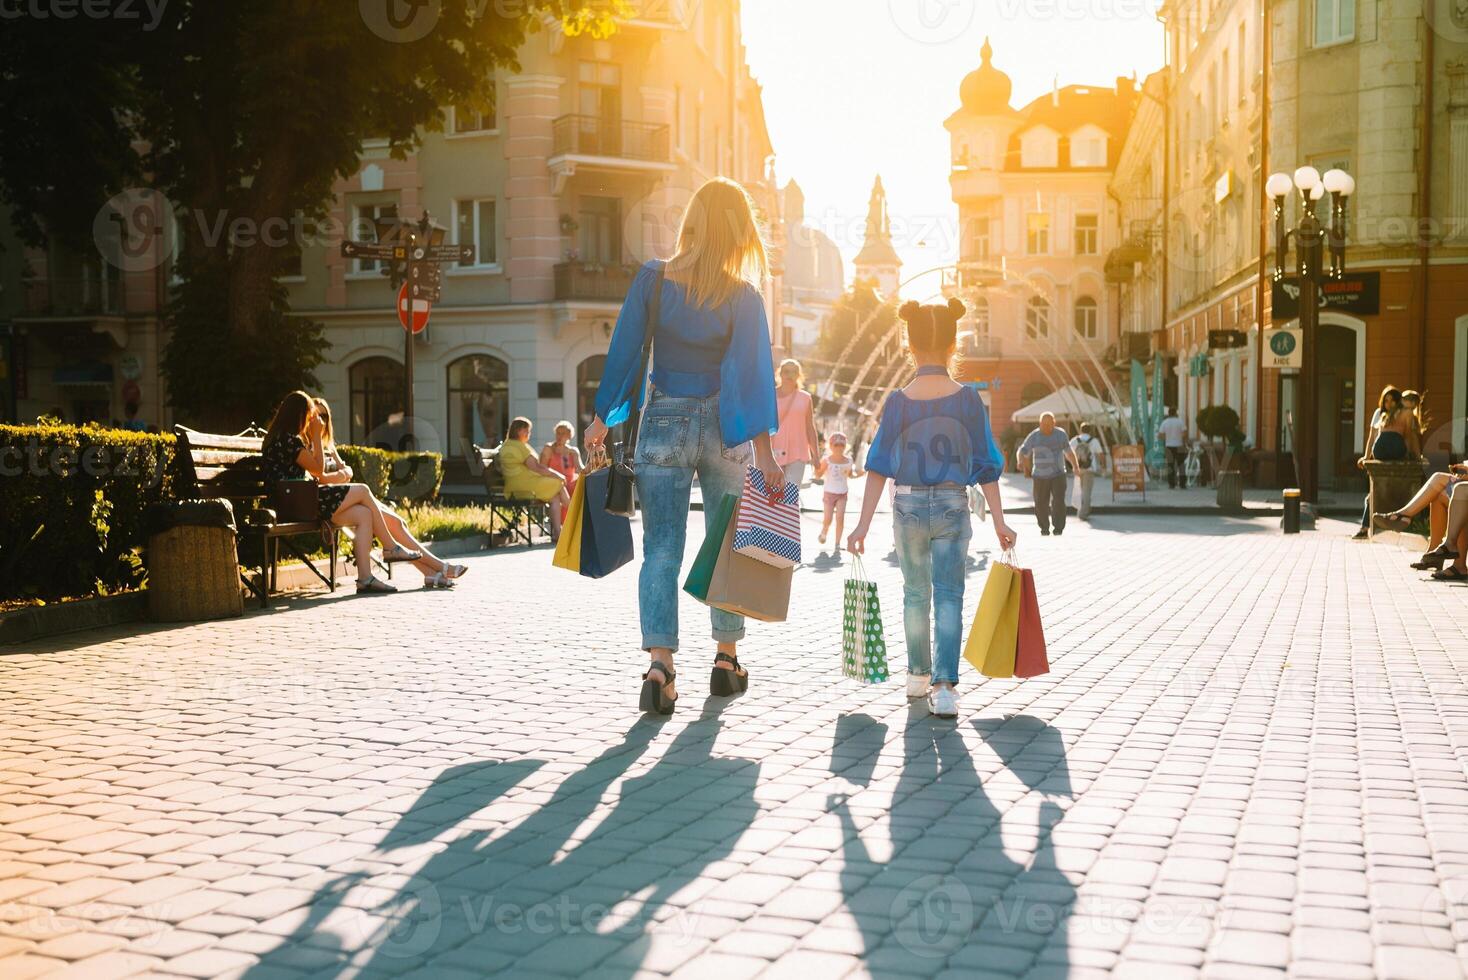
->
[1112, 444, 1146, 495]
[1272, 272, 1380, 319]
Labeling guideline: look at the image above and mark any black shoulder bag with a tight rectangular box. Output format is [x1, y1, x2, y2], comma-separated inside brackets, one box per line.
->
[604, 263, 666, 517]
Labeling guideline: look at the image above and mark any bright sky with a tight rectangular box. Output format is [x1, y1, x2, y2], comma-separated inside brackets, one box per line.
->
[741, 0, 1165, 300]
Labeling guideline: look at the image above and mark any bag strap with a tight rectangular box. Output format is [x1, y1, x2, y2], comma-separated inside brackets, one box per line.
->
[617, 262, 666, 461]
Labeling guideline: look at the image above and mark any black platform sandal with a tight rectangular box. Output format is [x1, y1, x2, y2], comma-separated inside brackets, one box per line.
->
[639, 662, 676, 715]
[710, 652, 749, 697]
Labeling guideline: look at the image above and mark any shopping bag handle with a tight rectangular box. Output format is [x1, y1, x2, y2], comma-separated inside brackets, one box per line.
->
[849, 555, 869, 582]
[998, 547, 1018, 567]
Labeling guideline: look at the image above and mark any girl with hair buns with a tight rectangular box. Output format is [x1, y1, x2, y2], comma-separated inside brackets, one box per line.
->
[847, 297, 1014, 719]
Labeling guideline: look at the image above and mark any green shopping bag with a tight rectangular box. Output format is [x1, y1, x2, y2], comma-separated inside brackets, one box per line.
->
[683, 492, 738, 601]
[842, 557, 890, 684]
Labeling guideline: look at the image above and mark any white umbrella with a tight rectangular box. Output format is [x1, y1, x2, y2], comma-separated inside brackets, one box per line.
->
[1011, 385, 1123, 424]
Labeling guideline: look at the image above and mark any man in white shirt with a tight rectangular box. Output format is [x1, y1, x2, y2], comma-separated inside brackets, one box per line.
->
[1069, 422, 1104, 519]
[1157, 408, 1188, 489]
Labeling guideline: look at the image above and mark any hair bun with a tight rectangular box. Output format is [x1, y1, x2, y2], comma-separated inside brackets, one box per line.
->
[946, 297, 967, 319]
[898, 300, 922, 322]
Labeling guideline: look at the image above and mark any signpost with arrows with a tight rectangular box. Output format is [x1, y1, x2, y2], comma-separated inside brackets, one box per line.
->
[340, 213, 474, 446]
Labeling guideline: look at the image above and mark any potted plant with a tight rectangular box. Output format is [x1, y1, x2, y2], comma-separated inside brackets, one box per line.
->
[1198, 405, 1245, 510]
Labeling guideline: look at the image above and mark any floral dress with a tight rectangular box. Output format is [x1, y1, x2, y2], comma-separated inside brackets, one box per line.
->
[261, 432, 350, 522]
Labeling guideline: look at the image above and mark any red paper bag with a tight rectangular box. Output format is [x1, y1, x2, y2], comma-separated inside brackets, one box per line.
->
[1013, 568, 1050, 678]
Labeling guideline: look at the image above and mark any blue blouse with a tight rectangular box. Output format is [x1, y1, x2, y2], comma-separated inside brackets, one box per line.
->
[594, 260, 778, 449]
[864, 386, 1005, 486]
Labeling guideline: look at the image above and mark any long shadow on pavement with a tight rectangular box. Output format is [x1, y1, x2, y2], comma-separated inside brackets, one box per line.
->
[243, 715, 759, 977]
[830, 710, 1074, 977]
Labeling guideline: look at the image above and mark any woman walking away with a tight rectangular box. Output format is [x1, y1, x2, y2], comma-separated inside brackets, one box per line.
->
[313, 398, 466, 589]
[499, 417, 570, 542]
[847, 299, 1016, 720]
[584, 177, 783, 716]
[262, 392, 420, 594]
[772, 358, 820, 489]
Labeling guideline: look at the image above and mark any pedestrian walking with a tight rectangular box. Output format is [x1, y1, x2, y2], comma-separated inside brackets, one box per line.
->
[583, 177, 783, 716]
[1157, 407, 1187, 489]
[816, 431, 861, 556]
[771, 359, 820, 489]
[1017, 412, 1078, 536]
[1070, 422, 1103, 520]
[847, 298, 1015, 720]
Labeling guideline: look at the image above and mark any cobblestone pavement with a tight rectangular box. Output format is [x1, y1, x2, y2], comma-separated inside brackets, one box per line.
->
[2, 512, 1467, 979]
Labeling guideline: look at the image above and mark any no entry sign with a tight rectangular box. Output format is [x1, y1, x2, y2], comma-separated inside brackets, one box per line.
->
[397, 283, 430, 335]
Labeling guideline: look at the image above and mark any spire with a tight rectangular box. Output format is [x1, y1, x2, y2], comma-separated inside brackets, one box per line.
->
[855, 175, 900, 268]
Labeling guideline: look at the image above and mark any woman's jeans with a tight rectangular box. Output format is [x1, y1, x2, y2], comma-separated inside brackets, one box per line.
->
[636, 390, 750, 652]
[893, 487, 972, 686]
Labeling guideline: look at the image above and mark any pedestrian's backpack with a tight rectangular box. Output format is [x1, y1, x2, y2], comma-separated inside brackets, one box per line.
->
[1074, 437, 1093, 470]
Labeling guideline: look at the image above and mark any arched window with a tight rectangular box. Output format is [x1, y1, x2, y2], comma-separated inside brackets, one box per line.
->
[576, 356, 606, 434]
[1074, 297, 1099, 340]
[446, 354, 510, 459]
[349, 356, 405, 450]
[1025, 296, 1051, 340]
[971, 296, 990, 337]
[1020, 382, 1051, 407]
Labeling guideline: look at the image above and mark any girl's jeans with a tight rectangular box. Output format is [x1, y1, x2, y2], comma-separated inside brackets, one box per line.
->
[635, 390, 750, 652]
[893, 487, 972, 686]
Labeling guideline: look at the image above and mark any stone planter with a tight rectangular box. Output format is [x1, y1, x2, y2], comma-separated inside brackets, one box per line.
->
[1363, 459, 1427, 537]
[1216, 471, 1245, 513]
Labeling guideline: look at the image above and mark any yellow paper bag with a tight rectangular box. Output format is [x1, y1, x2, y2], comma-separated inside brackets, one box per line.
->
[552, 477, 587, 573]
[963, 561, 1021, 678]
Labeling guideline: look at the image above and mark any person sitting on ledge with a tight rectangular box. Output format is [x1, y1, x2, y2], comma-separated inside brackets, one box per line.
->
[1373, 461, 1468, 555]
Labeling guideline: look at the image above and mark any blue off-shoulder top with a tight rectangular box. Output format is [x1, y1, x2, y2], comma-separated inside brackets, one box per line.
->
[865, 386, 1005, 486]
[594, 260, 778, 449]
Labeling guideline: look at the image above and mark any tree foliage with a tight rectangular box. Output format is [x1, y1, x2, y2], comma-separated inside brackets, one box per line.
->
[0, 1, 616, 429]
[814, 280, 901, 395]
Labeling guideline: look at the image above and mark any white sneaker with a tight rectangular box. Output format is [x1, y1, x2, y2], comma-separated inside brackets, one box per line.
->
[906, 674, 931, 699]
[928, 687, 959, 718]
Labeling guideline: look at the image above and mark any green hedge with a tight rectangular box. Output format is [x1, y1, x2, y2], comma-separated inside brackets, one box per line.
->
[336, 446, 442, 504]
[0, 424, 179, 602]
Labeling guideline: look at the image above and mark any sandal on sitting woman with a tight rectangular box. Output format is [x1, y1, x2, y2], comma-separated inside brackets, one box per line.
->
[382, 545, 422, 563]
[443, 563, 469, 580]
[710, 652, 749, 697]
[1413, 550, 1452, 571]
[423, 572, 455, 590]
[639, 661, 676, 715]
[1372, 512, 1413, 532]
[356, 576, 398, 594]
[1432, 566, 1468, 582]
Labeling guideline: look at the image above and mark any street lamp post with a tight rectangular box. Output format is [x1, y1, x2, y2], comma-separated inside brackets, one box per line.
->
[1266, 165, 1354, 504]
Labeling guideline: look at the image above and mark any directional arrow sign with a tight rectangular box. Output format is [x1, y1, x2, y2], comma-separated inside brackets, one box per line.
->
[427, 244, 475, 263]
[341, 240, 403, 260]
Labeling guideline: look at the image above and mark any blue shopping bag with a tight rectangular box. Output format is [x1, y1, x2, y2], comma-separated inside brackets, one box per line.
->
[578, 468, 634, 579]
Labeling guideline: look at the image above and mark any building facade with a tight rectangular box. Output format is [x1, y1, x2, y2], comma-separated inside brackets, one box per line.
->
[780, 179, 845, 357]
[945, 39, 1137, 431]
[853, 176, 903, 300]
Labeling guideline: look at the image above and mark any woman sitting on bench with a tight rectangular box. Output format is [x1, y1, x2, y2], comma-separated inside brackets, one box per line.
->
[261, 391, 462, 593]
[497, 416, 570, 542]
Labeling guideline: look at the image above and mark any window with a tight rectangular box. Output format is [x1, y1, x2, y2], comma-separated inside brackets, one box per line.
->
[352, 203, 398, 274]
[349, 357, 405, 450]
[1068, 127, 1108, 168]
[1074, 214, 1098, 255]
[1020, 381, 1052, 407]
[451, 90, 496, 134]
[454, 199, 496, 268]
[976, 132, 996, 170]
[577, 356, 606, 434]
[1221, 49, 1230, 118]
[1020, 130, 1058, 168]
[1238, 23, 1248, 102]
[1025, 297, 1051, 339]
[1027, 213, 1050, 255]
[578, 62, 622, 155]
[447, 354, 510, 459]
[1074, 297, 1099, 340]
[971, 297, 990, 336]
[1315, 0, 1354, 45]
[968, 216, 991, 261]
[578, 197, 622, 264]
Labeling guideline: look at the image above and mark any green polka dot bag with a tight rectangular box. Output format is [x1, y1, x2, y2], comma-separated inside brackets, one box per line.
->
[842, 557, 890, 684]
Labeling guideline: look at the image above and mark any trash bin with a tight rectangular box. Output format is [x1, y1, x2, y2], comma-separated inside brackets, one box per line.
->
[1216, 470, 1244, 513]
[1282, 488, 1302, 535]
[145, 499, 243, 622]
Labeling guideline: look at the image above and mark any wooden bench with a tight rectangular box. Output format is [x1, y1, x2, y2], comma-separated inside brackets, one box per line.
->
[473, 444, 550, 547]
[173, 425, 343, 607]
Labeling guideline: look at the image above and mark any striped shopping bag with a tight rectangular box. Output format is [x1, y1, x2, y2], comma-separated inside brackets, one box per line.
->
[733, 466, 802, 568]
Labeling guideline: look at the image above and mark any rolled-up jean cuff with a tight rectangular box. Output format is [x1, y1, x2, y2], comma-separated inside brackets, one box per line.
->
[934, 676, 959, 687]
[713, 625, 746, 643]
[642, 633, 679, 653]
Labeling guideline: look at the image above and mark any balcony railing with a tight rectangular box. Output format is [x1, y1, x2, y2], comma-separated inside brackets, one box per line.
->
[959, 335, 1003, 358]
[554, 261, 640, 302]
[552, 115, 671, 163]
[22, 275, 125, 317]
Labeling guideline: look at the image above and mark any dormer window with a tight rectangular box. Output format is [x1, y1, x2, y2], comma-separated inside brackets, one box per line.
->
[1020, 128, 1059, 168]
[1069, 125, 1109, 167]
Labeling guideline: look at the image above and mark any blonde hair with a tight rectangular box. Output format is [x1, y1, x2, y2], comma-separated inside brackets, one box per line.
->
[778, 358, 805, 389]
[665, 178, 770, 311]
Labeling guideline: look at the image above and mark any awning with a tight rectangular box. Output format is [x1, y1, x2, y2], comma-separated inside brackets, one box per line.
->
[53, 363, 114, 387]
[1012, 385, 1124, 424]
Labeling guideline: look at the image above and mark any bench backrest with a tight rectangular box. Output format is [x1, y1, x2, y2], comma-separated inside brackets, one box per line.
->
[473, 444, 506, 495]
[175, 425, 269, 503]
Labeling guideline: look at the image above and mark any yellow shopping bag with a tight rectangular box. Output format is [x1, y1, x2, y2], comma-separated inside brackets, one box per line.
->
[963, 558, 1022, 678]
[551, 477, 587, 573]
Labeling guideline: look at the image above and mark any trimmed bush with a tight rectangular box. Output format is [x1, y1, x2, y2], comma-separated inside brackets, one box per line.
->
[336, 446, 443, 503]
[0, 424, 179, 602]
